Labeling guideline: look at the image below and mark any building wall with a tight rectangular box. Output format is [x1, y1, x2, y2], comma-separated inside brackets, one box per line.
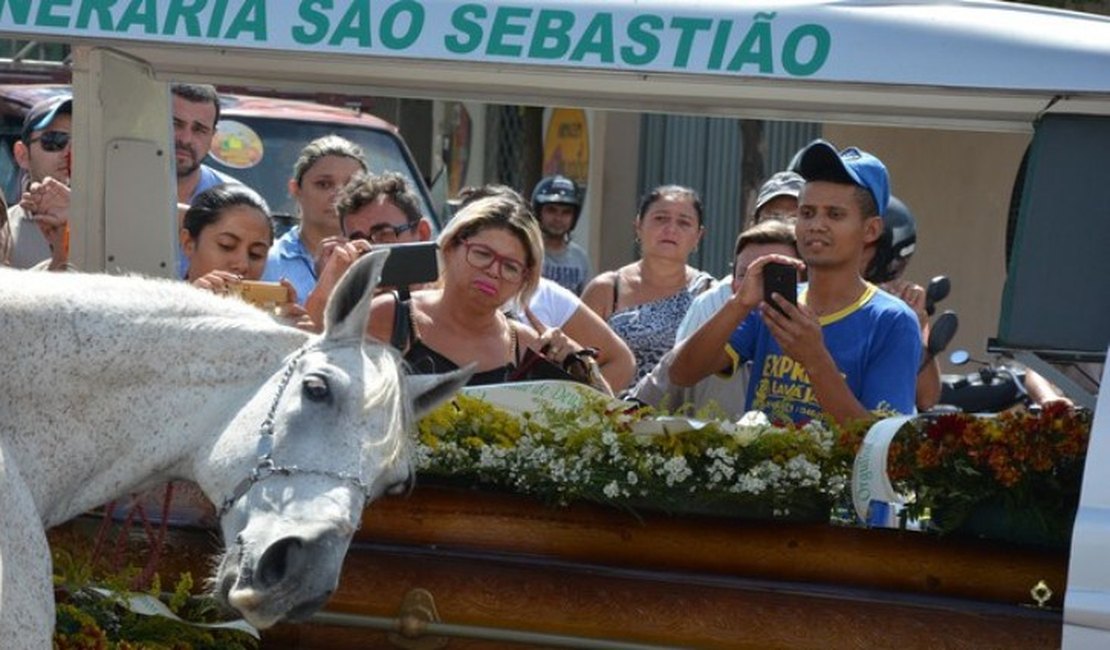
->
[822, 124, 1031, 369]
[597, 111, 642, 274]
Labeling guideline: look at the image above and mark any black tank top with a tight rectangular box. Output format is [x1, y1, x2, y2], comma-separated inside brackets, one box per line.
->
[391, 293, 519, 386]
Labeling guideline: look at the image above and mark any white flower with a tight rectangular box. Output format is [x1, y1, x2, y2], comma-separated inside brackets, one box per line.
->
[736, 410, 770, 427]
[661, 456, 693, 486]
[603, 480, 621, 499]
[626, 471, 639, 485]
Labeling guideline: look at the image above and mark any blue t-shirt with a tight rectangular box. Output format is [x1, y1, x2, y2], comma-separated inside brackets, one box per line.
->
[261, 225, 316, 305]
[725, 283, 920, 423]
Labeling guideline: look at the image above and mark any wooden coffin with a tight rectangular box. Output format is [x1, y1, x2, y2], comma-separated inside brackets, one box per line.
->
[52, 483, 1068, 649]
[271, 484, 1067, 649]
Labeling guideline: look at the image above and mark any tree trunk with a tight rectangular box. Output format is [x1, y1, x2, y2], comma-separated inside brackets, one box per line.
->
[740, 119, 765, 228]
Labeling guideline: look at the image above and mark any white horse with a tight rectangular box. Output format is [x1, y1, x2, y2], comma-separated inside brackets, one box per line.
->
[0, 250, 470, 647]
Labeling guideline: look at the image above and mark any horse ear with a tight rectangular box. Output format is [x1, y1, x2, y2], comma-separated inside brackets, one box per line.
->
[322, 248, 389, 342]
[407, 366, 475, 418]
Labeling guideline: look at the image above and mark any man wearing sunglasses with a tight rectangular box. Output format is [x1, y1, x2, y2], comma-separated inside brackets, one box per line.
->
[8, 94, 73, 270]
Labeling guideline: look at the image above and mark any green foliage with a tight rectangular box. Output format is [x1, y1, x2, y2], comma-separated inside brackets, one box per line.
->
[52, 541, 258, 650]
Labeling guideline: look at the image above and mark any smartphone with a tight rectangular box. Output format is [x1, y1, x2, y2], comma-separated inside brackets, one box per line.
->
[232, 280, 287, 307]
[378, 241, 439, 288]
[762, 262, 797, 315]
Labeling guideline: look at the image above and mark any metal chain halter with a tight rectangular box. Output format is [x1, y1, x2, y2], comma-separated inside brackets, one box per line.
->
[217, 345, 372, 519]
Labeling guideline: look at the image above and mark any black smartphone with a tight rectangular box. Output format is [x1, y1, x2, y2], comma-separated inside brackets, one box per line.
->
[378, 241, 439, 288]
[762, 262, 797, 315]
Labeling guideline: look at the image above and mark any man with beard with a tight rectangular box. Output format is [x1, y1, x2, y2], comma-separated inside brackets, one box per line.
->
[171, 83, 240, 276]
[530, 174, 592, 294]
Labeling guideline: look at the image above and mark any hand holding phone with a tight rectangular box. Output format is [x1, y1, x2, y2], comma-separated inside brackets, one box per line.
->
[232, 280, 289, 308]
[762, 262, 798, 315]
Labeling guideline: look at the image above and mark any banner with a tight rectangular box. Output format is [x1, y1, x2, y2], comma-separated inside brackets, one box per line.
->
[3, 1, 1110, 92]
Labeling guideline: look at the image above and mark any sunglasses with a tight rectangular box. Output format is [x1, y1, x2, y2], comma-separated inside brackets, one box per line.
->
[27, 130, 70, 152]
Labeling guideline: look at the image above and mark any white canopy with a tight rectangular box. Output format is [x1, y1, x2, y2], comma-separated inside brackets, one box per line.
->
[3, 0, 1110, 130]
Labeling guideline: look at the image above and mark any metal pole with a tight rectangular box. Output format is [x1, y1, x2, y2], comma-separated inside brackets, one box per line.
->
[308, 610, 683, 650]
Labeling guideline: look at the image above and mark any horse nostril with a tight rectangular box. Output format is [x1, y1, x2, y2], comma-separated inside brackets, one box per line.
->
[256, 537, 305, 589]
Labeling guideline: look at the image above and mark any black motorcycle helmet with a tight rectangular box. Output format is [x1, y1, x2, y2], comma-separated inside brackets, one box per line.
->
[531, 175, 583, 231]
[866, 195, 917, 283]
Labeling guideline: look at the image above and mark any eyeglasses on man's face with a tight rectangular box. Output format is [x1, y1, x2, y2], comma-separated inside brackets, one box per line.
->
[460, 241, 527, 283]
[348, 221, 418, 244]
[27, 130, 70, 153]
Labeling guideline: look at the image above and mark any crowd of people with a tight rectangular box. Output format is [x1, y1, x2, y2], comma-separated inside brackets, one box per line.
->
[2, 84, 1076, 422]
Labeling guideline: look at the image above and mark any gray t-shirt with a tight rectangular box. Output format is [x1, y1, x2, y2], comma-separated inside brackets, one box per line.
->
[7, 204, 52, 269]
[543, 241, 592, 295]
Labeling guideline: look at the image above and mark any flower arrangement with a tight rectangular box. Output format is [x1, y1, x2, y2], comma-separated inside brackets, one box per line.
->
[416, 392, 854, 521]
[417, 389, 1093, 546]
[883, 403, 1092, 547]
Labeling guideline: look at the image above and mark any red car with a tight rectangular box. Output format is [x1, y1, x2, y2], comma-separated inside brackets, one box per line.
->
[0, 84, 439, 234]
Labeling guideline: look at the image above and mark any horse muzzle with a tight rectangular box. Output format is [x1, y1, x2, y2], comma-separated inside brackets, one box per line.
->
[220, 525, 353, 628]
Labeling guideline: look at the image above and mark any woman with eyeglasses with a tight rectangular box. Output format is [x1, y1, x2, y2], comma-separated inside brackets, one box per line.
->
[365, 195, 581, 386]
[262, 135, 367, 303]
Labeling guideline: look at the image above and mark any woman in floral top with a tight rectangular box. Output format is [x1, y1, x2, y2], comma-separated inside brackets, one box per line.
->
[581, 185, 713, 385]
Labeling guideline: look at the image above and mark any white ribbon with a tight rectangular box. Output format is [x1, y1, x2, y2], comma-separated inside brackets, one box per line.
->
[851, 415, 915, 522]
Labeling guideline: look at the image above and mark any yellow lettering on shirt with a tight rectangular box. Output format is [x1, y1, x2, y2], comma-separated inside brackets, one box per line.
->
[752, 352, 819, 416]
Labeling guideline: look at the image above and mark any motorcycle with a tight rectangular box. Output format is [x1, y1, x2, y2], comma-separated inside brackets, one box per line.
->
[914, 275, 1031, 414]
[920, 275, 959, 375]
[938, 351, 1032, 413]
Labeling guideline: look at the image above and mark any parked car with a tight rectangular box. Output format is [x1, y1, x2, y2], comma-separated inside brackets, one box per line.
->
[0, 84, 439, 235]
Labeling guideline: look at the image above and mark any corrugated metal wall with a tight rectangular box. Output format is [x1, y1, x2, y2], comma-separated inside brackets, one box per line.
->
[766, 120, 823, 178]
[638, 116, 821, 278]
[637, 114, 741, 278]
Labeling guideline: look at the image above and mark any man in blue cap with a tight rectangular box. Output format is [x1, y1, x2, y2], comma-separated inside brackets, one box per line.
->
[8, 93, 73, 270]
[670, 140, 920, 425]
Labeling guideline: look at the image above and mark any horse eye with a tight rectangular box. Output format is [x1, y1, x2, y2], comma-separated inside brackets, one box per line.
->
[302, 374, 330, 401]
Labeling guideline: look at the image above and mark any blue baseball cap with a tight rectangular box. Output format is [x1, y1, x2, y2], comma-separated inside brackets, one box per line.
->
[21, 93, 73, 142]
[793, 139, 890, 216]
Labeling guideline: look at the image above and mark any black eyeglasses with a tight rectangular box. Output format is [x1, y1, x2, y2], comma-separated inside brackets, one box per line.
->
[348, 221, 418, 244]
[27, 130, 70, 152]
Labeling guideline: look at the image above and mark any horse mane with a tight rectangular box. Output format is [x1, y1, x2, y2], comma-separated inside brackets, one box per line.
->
[359, 341, 417, 474]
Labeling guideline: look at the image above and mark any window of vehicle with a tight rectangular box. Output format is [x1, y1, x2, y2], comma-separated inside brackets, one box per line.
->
[205, 116, 438, 236]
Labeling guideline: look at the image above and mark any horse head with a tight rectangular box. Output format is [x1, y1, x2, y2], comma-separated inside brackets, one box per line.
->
[204, 249, 469, 629]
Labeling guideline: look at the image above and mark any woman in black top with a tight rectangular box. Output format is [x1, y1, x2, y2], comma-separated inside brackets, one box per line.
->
[367, 195, 585, 386]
